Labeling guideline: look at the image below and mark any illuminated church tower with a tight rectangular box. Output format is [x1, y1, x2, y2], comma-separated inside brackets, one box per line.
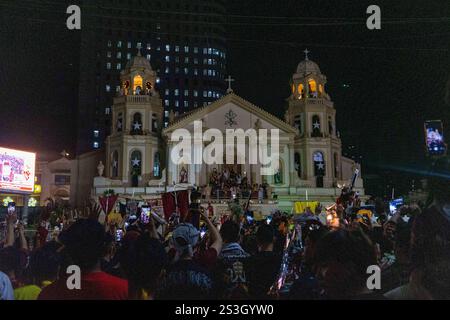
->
[285, 50, 344, 188]
[105, 49, 164, 186]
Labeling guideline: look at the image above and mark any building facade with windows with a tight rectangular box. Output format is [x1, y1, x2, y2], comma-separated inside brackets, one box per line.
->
[77, 0, 227, 154]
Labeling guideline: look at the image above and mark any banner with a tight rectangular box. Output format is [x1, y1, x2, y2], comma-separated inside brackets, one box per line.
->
[294, 201, 319, 214]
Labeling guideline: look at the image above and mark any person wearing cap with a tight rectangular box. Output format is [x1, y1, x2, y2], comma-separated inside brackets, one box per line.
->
[156, 211, 222, 300]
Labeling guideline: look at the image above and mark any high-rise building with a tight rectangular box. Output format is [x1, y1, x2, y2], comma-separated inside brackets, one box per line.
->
[77, 0, 227, 154]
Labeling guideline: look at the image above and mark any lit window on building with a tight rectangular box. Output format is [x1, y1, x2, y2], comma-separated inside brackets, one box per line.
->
[127, 53, 131, 60]
[117, 41, 122, 48]
[203, 48, 207, 54]
[175, 101, 179, 107]
[117, 52, 122, 59]
[184, 68, 189, 75]
[106, 85, 111, 92]
[208, 91, 212, 97]
[184, 46, 189, 53]
[164, 122, 168, 127]
[116, 63, 121, 70]
[174, 89, 179, 96]
[116, 86, 120, 92]
[137, 42, 142, 49]
[105, 107, 111, 115]
[175, 46, 180, 52]
[184, 101, 189, 107]
[194, 69, 198, 75]
[194, 58, 198, 65]
[184, 57, 189, 64]
[165, 89, 170, 95]
[165, 67, 169, 74]
[203, 91, 207, 97]
[165, 111, 169, 117]
[93, 142, 99, 149]
[107, 51, 112, 58]
[146, 54, 151, 61]
[156, 23, 161, 30]
[194, 47, 199, 54]
[94, 130, 99, 137]
[165, 100, 169, 106]
[106, 63, 111, 69]
[165, 56, 170, 62]
[147, 43, 151, 50]
[108, 40, 112, 47]
[127, 42, 132, 49]
[175, 67, 180, 74]
[166, 44, 170, 52]
[184, 90, 189, 96]
[193, 90, 198, 97]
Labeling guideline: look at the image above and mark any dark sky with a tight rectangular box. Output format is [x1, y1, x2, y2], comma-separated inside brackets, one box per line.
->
[1, 0, 449, 196]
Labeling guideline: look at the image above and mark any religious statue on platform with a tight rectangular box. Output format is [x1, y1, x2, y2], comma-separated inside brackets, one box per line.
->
[97, 161, 105, 177]
[179, 166, 188, 183]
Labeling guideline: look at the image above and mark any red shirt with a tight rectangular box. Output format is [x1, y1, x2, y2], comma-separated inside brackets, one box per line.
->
[38, 272, 128, 300]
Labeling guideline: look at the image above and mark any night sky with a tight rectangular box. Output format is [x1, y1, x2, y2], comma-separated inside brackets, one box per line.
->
[1, 0, 449, 196]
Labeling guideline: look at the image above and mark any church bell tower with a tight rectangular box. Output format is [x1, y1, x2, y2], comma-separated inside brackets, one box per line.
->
[106, 49, 164, 186]
[285, 50, 342, 188]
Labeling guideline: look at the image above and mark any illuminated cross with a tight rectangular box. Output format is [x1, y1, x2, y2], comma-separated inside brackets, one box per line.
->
[304, 48, 310, 60]
[226, 75, 235, 93]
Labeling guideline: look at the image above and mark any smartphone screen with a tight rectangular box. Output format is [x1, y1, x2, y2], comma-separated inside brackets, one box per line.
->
[140, 206, 151, 224]
[116, 229, 124, 242]
[7, 202, 15, 215]
[425, 120, 447, 156]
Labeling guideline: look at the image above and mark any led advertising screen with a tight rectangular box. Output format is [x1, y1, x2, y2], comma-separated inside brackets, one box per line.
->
[0, 147, 36, 194]
[424, 120, 447, 156]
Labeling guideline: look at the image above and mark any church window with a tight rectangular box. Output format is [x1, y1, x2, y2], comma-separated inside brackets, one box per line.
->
[334, 153, 339, 178]
[312, 115, 322, 137]
[133, 75, 143, 94]
[130, 150, 142, 177]
[153, 152, 161, 178]
[131, 113, 143, 135]
[298, 84, 304, 99]
[294, 153, 301, 178]
[328, 116, 334, 136]
[294, 115, 303, 135]
[152, 113, 158, 133]
[112, 151, 119, 177]
[313, 151, 325, 188]
[308, 79, 317, 97]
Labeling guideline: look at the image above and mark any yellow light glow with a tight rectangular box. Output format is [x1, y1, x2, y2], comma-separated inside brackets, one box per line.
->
[133, 75, 143, 92]
[319, 84, 324, 94]
[34, 184, 42, 193]
[308, 79, 317, 93]
[297, 83, 304, 97]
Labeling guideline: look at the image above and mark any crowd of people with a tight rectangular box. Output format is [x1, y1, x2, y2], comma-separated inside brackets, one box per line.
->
[203, 167, 270, 202]
[1, 160, 450, 300]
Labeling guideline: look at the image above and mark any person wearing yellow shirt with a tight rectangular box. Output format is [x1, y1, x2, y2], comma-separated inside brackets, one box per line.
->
[14, 241, 62, 300]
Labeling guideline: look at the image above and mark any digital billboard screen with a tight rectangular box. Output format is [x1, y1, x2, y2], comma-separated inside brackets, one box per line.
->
[0, 147, 36, 194]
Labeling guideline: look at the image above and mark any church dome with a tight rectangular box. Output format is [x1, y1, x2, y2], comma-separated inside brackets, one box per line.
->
[296, 59, 321, 75]
[125, 50, 152, 70]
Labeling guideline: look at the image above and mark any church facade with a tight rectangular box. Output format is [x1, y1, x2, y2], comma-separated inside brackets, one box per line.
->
[92, 50, 364, 209]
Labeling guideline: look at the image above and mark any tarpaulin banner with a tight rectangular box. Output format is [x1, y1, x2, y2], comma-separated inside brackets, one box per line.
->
[294, 201, 319, 214]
